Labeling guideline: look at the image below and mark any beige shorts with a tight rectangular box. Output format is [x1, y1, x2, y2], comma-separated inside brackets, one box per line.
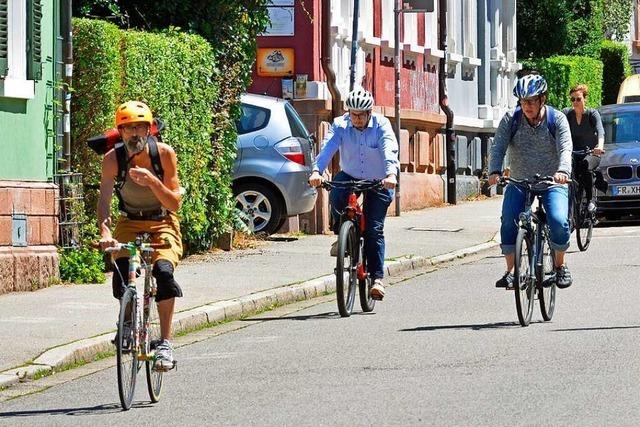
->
[113, 213, 183, 266]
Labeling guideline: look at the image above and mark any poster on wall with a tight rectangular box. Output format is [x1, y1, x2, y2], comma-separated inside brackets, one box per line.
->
[294, 74, 308, 98]
[257, 48, 295, 77]
[282, 78, 294, 100]
[263, 0, 295, 36]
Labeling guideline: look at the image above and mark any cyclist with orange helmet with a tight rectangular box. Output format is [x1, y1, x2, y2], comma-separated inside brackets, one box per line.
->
[98, 101, 183, 370]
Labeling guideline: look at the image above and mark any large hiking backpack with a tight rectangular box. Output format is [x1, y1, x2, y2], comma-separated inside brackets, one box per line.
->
[87, 118, 164, 154]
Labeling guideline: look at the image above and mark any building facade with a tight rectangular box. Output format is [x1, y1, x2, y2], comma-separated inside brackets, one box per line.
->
[0, 0, 61, 294]
[249, 0, 519, 232]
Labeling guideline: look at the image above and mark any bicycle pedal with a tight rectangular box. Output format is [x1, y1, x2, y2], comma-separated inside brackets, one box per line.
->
[153, 360, 177, 372]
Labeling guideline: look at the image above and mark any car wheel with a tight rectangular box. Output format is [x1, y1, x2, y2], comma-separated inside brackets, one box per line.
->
[234, 183, 284, 235]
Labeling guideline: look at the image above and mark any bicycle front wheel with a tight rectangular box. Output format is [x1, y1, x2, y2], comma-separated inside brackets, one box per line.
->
[538, 239, 556, 321]
[145, 294, 164, 403]
[358, 248, 375, 313]
[336, 220, 358, 317]
[117, 288, 138, 410]
[514, 229, 535, 327]
[575, 197, 593, 251]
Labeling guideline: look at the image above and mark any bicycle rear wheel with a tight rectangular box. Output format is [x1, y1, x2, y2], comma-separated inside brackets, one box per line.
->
[538, 238, 556, 321]
[358, 247, 375, 313]
[514, 229, 535, 327]
[336, 220, 357, 317]
[117, 288, 138, 410]
[145, 293, 164, 403]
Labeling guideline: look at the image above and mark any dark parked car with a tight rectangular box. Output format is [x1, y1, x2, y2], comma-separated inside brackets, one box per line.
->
[233, 94, 317, 234]
[596, 102, 640, 219]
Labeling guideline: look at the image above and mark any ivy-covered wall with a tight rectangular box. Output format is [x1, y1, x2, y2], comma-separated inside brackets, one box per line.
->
[72, 19, 222, 252]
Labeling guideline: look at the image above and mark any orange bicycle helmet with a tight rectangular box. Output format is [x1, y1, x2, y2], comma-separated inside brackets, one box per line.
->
[115, 101, 153, 127]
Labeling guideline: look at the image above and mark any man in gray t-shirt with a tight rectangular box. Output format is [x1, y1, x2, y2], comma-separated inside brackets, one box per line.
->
[488, 75, 573, 289]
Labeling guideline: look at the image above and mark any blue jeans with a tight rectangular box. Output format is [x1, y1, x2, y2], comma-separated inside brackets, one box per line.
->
[500, 184, 570, 254]
[329, 171, 394, 280]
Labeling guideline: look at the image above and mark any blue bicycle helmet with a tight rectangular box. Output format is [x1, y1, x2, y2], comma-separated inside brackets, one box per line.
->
[513, 75, 548, 99]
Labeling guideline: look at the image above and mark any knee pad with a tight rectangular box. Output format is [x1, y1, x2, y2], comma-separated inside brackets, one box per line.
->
[152, 260, 183, 302]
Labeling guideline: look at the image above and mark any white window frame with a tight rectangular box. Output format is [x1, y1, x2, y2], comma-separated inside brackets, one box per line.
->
[446, 0, 458, 54]
[0, 0, 34, 99]
[381, 0, 394, 45]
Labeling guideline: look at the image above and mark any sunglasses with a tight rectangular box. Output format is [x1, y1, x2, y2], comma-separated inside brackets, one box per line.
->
[521, 97, 541, 106]
[570, 97, 583, 102]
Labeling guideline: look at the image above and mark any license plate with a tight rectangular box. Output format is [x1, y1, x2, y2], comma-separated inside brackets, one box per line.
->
[612, 185, 640, 196]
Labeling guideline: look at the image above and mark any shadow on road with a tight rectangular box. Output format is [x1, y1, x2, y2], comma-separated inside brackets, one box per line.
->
[552, 325, 640, 332]
[399, 321, 532, 332]
[0, 402, 156, 417]
[243, 311, 377, 321]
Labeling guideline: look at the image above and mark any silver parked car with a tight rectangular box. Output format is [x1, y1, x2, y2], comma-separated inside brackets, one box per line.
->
[233, 93, 317, 234]
[596, 102, 640, 219]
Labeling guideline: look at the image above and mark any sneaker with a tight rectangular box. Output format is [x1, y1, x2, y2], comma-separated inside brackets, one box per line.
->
[370, 279, 385, 301]
[587, 201, 596, 214]
[495, 272, 514, 289]
[330, 240, 339, 257]
[555, 265, 573, 289]
[154, 339, 175, 371]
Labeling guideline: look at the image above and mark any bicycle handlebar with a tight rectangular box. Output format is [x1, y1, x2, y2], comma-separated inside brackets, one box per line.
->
[320, 180, 383, 191]
[498, 175, 573, 188]
[572, 148, 593, 156]
[91, 240, 171, 253]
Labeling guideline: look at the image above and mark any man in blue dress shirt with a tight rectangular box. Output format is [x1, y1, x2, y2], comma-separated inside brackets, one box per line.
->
[308, 88, 399, 300]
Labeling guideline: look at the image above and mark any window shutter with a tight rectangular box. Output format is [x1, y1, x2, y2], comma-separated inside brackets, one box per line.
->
[27, 0, 42, 80]
[0, 0, 8, 77]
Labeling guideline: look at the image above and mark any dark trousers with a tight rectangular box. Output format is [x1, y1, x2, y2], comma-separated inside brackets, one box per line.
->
[329, 171, 394, 280]
[574, 154, 601, 202]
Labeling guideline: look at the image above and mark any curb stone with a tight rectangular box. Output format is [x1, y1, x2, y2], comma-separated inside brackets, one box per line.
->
[0, 236, 499, 388]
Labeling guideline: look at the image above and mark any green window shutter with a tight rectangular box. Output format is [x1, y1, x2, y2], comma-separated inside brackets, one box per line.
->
[27, 0, 42, 80]
[0, 0, 8, 77]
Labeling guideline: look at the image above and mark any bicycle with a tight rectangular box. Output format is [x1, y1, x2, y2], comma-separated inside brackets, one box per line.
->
[499, 175, 564, 326]
[95, 234, 173, 410]
[570, 148, 598, 252]
[322, 180, 382, 317]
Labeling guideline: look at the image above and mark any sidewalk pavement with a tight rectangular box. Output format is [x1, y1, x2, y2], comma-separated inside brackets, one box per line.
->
[0, 197, 503, 389]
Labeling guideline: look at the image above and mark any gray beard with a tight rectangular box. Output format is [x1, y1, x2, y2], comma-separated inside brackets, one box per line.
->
[125, 135, 147, 155]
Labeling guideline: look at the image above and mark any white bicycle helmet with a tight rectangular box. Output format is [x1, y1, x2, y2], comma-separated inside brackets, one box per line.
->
[513, 74, 548, 99]
[345, 88, 374, 111]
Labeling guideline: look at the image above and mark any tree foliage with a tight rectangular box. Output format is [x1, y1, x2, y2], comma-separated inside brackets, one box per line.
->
[602, 0, 634, 40]
[517, 0, 604, 59]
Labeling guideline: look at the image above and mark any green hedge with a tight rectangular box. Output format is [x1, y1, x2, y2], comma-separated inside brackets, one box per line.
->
[72, 18, 228, 253]
[600, 40, 632, 105]
[523, 55, 603, 109]
[517, 0, 603, 59]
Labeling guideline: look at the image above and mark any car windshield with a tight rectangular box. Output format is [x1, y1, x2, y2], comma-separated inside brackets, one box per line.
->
[601, 108, 640, 145]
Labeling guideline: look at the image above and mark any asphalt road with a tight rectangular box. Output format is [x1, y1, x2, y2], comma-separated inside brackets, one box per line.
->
[1, 223, 639, 426]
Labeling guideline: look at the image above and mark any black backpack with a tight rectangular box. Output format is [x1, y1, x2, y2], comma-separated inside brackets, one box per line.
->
[113, 136, 164, 213]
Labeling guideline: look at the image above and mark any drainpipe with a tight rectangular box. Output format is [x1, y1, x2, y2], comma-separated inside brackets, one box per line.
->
[438, 0, 456, 204]
[349, 0, 360, 91]
[61, 0, 73, 171]
[321, 0, 343, 119]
